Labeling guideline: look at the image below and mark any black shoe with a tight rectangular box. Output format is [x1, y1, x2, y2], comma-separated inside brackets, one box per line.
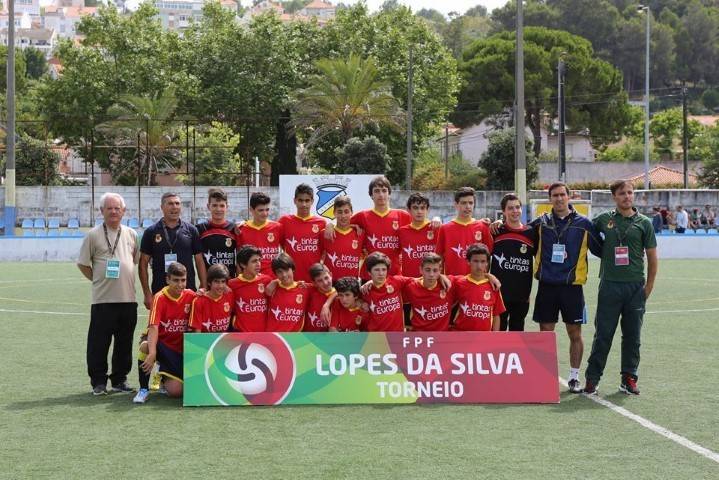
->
[111, 381, 135, 394]
[619, 374, 640, 395]
[583, 380, 598, 396]
[92, 384, 108, 396]
[568, 378, 582, 393]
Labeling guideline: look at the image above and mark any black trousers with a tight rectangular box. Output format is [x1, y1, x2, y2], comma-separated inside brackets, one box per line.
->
[87, 303, 138, 387]
[499, 301, 530, 331]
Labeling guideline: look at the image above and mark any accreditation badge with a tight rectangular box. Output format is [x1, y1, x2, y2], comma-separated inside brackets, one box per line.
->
[105, 259, 120, 279]
[551, 244, 565, 264]
[164, 253, 178, 272]
[614, 246, 630, 266]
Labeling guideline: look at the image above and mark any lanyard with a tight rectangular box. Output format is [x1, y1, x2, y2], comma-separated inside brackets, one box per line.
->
[103, 223, 121, 256]
[613, 211, 638, 246]
[547, 212, 573, 243]
[162, 220, 180, 253]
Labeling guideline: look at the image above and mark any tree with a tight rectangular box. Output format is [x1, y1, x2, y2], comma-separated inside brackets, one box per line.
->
[1, 134, 62, 186]
[456, 27, 631, 157]
[292, 54, 405, 154]
[649, 107, 682, 155]
[23, 48, 47, 80]
[97, 88, 180, 185]
[334, 136, 390, 174]
[698, 156, 719, 188]
[479, 129, 537, 190]
[0, 46, 27, 92]
[675, 0, 718, 84]
[178, 122, 242, 186]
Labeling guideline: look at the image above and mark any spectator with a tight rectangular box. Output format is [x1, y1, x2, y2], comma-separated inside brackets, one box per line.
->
[689, 208, 701, 232]
[660, 207, 669, 227]
[651, 207, 662, 235]
[675, 205, 688, 234]
[700, 205, 716, 231]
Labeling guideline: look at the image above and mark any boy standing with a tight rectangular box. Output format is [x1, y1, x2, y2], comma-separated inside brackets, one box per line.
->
[228, 245, 272, 332]
[265, 253, 308, 332]
[197, 188, 238, 278]
[189, 264, 234, 333]
[133, 262, 195, 403]
[451, 244, 505, 331]
[236, 192, 284, 277]
[329, 277, 368, 332]
[399, 193, 438, 277]
[402, 253, 454, 332]
[279, 184, 327, 282]
[322, 195, 364, 279]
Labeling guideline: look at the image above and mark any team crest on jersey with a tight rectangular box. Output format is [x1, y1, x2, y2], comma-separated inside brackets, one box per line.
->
[520, 244, 528, 254]
[607, 220, 615, 229]
[296, 294, 303, 304]
[225, 238, 232, 248]
[483, 290, 491, 301]
[258, 283, 265, 293]
[223, 302, 230, 313]
[267, 232, 275, 242]
[440, 290, 447, 299]
[427, 230, 434, 240]
[154, 234, 162, 243]
[312, 224, 320, 233]
[475, 231, 483, 241]
[352, 239, 359, 249]
[184, 304, 191, 313]
[392, 220, 399, 230]
[355, 316, 362, 325]
[386, 285, 394, 294]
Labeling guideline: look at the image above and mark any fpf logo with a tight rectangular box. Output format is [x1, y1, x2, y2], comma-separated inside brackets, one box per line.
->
[205, 333, 296, 405]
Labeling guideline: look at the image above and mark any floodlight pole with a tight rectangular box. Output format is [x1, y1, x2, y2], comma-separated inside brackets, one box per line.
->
[640, 5, 651, 189]
[515, 0, 527, 218]
[4, 0, 16, 235]
[406, 45, 414, 190]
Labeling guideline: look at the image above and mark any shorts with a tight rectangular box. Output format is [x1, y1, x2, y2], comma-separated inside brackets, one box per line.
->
[533, 283, 586, 325]
[157, 342, 183, 382]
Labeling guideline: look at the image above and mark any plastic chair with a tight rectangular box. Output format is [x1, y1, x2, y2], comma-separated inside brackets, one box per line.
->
[128, 218, 140, 229]
[48, 228, 60, 236]
[95, 218, 103, 226]
[48, 218, 61, 229]
[142, 218, 154, 229]
[67, 218, 80, 229]
[121, 218, 129, 226]
[22, 229, 35, 237]
[60, 229, 73, 237]
[33, 218, 46, 229]
[21, 219, 34, 229]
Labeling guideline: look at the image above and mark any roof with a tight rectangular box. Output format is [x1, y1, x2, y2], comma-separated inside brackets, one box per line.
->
[1, 27, 55, 41]
[688, 115, 719, 128]
[304, 0, 334, 8]
[627, 165, 698, 186]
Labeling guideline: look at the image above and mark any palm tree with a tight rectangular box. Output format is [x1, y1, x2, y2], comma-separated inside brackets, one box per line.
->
[292, 54, 405, 154]
[98, 87, 180, 185]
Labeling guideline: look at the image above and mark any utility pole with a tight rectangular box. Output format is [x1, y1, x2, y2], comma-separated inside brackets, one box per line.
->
[640, 4, 651, 189]
[682, 84, 688, 188]
[444, 123, 449, 178]
[4, 0, 16, 235]
[405, 46, 414, 190]
[557, 54, 567, 182]
[515, 0, 527, 217]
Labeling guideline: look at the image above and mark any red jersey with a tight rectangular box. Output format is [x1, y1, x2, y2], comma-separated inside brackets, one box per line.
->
[436, 218, 494, 275]
[351, 209, 411, 278]
[266, 282, 308, 332]
[236, 220, 284, 277]
[398, 221, 439, 277]
[402, 278, 454, 332]
[322, 226, 364, 279]
[362, 275, 413, 332]
[330, 303, 368, 332]
[304, 286, 335, 332]
[189, 291, 234, 333]
[227, 274, 272, 332]
[149, 287, 196, 352]
[278, 214, 326, 282]
[451, 275, 506, 331]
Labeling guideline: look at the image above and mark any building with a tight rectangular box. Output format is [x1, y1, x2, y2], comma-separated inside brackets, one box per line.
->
[155, 0, 238, 31]
[0, 26, 57, 57]
[42, 5, 97, 40]
[241, 0, 335, 25]
[299, 0, 335, 20]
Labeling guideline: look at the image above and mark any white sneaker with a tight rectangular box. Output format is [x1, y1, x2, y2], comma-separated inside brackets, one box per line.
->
[133, 388, 150, 404]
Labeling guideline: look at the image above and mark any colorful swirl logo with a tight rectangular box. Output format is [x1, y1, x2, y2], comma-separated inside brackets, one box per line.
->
[204, 333, 296, 405]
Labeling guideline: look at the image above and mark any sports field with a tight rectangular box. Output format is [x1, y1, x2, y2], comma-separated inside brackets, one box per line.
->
[1, 259, 717, 479]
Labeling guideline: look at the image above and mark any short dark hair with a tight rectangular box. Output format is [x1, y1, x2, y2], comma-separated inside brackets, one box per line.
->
[365, 251, 391, 272]
[207, 264, 230, 284]
[161, 192, 180, 205]
[454, 187, 475, 203]
[548, 182, 570, 197]
[294, 183, 314, 199]
[333, 195, 353, 212]
[421, 252, 443, 267]
[271, 253, 295, 273]
[335, 276, 360, 297]
[166, 261, 186, 278]
[368, 176, 391, 197]
[466, 243, 490, 262]
[406, 192, 430, 210]
[237, 245, 262, 267]
[500, 193, 521, 211]
[207, 187, 227, 203]
[309, 263, 330, 280]
[610, 179, 634, 195]
[250, 192, 271, 209]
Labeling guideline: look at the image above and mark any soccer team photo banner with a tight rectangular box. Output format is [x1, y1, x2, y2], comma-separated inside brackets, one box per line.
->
[183, 332, 560, 406]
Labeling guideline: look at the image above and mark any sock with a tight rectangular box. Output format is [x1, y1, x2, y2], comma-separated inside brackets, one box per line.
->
[569, 368, 580, 381]
[137, 351, 150, 390]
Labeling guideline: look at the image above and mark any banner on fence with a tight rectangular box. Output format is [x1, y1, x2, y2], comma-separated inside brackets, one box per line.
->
[183, 332, 559, 406]
[278, 175, 376, 220]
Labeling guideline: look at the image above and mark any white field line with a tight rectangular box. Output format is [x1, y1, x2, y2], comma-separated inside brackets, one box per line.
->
[0, 277, 80, 284]
[0, 307, 149, 318]
[645, 307, 719, 315]
[559, 377, 719, 464]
